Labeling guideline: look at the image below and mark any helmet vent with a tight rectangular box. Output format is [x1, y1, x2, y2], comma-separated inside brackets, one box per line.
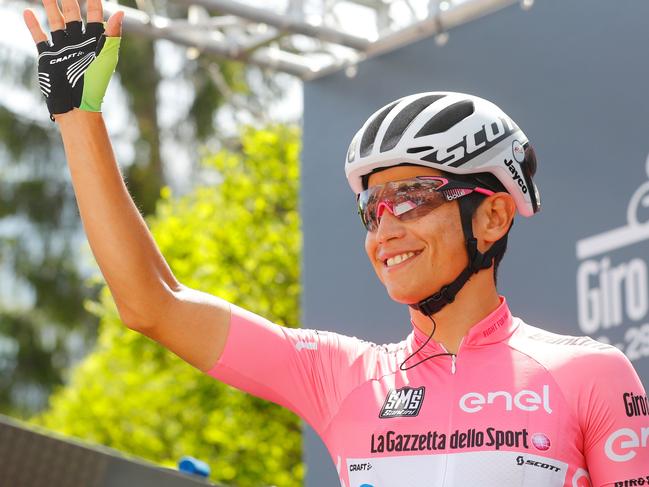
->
[407, 146, 435, 154]
[380, 94, 446, 152]
[415, 100, 475, 138]
[360, 100, 400, 157]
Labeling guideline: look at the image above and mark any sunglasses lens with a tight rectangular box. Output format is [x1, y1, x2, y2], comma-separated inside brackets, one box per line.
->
[358, 178, 446, 231]
[358, 190, 377, 231]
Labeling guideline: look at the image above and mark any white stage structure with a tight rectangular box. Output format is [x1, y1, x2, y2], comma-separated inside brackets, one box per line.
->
[97, 0, 531, 79]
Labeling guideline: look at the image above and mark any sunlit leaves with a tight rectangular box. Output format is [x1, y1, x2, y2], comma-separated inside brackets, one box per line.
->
[34, 125, 303, 486]
[0, 0, 252, 416]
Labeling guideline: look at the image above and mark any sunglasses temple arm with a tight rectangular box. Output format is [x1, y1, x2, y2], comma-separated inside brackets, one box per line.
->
[474, 188, 495, 196]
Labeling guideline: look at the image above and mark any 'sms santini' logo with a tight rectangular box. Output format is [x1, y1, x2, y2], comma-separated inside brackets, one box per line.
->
[379, 386, 425, 418]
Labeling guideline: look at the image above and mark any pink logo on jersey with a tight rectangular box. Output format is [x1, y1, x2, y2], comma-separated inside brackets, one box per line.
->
[531, 433, 551, 451]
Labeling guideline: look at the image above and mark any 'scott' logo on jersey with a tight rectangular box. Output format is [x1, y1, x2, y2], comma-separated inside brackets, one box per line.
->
[379, 386, 425, 418]
[459, 385, 552, 414]
[604, 426, 649, 462]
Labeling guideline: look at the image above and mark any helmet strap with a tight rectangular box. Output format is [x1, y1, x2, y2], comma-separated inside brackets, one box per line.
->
[409, 197, 508, 317]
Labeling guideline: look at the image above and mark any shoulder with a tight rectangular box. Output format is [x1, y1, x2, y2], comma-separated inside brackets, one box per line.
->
[509, 318, 625, 371]
[304, 328, 411, 366]
[288, 329, 411, 405]
[231, 305, 407, 354]
[509, 319, 644, 424]
[517, 323, 608, 350]
[281, 326, 410, 370]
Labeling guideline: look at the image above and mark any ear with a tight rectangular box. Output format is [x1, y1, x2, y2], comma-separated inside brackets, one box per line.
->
[473, 193, 516, 251]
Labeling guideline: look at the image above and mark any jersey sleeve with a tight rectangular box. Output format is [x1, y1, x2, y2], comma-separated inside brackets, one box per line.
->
[581, 347, 649, 486]
[206, 305, 379, 434]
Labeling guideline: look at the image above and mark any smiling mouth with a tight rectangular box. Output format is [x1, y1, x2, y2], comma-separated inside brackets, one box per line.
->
[384, 250, 422, 268]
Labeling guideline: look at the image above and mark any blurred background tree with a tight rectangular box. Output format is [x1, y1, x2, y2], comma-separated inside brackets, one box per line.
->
[32, 125, 303, 486]
[0, 0, 286, 416]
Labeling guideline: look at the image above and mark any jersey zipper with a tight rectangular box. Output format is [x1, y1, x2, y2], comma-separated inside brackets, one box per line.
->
[439, 343, 458, 375]
[451, 337, 466, 375]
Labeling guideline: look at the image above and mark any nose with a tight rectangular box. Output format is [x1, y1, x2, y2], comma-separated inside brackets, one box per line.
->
[375, 210, 406, 243]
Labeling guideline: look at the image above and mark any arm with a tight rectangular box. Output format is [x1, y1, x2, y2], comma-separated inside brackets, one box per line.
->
[581, 347, 648, 486]
[209, 305, 379, 432]
[57, 111, 230, 371]
[24, 0, 230, 371]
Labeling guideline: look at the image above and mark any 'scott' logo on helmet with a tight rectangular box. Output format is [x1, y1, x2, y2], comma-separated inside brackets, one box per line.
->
[379, 386, 425, 418]
[604, 426, 649, 462]
[421, 117, 518, 168]
[459, 385, 552, 414]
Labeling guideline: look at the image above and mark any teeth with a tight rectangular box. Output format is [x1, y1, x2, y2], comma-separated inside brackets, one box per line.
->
[386, 252, 416, 267]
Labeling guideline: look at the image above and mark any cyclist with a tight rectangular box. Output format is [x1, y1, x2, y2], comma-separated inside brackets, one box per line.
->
[24, 0, 648, 485]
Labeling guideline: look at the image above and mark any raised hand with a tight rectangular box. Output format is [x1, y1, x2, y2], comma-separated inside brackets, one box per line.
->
[23, 0, 124, 120]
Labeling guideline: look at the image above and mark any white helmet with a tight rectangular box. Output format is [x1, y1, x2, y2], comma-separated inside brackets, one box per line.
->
[345, 92, 540, 217]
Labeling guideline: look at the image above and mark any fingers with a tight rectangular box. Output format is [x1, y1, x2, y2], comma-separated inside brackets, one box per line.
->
[104, 11, 124, 37]
[42, 0, 65, 32]
[60, 0, 81, 23]
[86, 0, 103, 23]
[23, 9, 48, 45]
[24, 0, 122, 52]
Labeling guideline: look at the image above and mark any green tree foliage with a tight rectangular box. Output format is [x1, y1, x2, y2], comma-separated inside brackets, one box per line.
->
[0, 0, 250, 415]
[115, 0, 249, 215]
[0, 105, 101, 416]
[33, 125, 303, 486]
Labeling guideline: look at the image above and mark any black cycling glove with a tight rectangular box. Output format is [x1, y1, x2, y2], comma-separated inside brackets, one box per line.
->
[36, 20, 120, 121]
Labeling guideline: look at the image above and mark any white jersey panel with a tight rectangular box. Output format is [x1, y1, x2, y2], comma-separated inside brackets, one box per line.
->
[346, 451, 568, 487]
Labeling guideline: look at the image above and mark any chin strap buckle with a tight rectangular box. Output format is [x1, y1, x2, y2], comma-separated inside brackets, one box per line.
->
[409, 196, 508, 317]
[415, 285, 454, 316]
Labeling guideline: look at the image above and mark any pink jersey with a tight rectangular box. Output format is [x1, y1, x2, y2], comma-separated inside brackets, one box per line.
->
[207, 298, 649, 487]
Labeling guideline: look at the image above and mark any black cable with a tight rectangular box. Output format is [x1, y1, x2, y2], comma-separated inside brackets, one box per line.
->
[399, 314, 455, 371]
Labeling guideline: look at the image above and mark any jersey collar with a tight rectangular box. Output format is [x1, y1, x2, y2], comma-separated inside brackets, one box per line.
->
[408, 297, 517, 354]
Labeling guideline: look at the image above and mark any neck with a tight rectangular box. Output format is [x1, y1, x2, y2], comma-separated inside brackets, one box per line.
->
[408, 270, 501, 354]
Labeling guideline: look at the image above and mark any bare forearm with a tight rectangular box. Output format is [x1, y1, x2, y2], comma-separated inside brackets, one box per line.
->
[57, 109, 178, 327]
[25, 0, 232, 370]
